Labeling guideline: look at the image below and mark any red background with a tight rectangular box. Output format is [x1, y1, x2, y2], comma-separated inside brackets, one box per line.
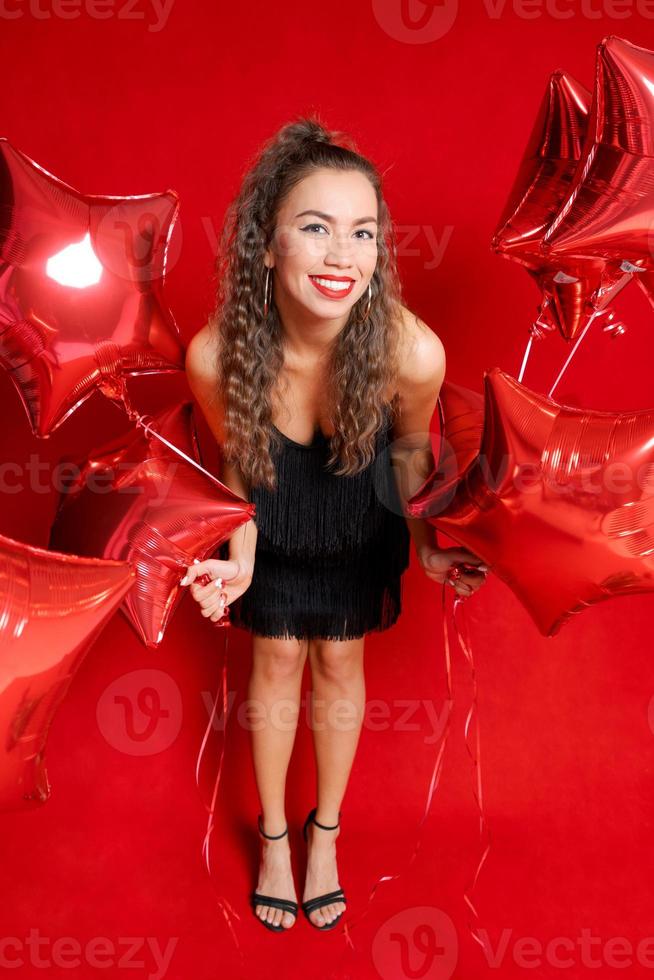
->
[1, 2, 654, 978]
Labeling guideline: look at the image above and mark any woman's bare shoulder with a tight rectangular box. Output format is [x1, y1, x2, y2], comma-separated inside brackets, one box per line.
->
[394, 304, 446, 391]
[185, 322, 227, 444]
[185, 321, 221, 386]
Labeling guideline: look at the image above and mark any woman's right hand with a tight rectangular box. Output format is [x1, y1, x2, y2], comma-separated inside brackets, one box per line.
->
[180, 557, 254, 623]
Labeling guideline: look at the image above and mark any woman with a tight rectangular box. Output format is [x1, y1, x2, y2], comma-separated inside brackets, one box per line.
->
[183, 116, 488, 933]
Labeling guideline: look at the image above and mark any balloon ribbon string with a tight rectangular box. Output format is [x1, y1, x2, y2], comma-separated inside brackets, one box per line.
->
[517, 333, 533, 384]
[339, 581, 456, 951]
[105, 386, 226, 488]
[452, 594, 491, 953]
[194, 626, 244, 959]
[548, 310, 598, 398]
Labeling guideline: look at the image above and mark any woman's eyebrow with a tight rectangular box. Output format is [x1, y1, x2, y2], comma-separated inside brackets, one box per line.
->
[295, 209, 378, 226]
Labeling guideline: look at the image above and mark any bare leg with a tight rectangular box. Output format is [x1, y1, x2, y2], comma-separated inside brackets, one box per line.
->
[303, 635, 365, 927]
[250, 633, 308, 929]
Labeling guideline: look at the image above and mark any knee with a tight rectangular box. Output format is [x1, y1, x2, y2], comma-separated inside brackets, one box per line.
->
[255, 637, 308, 680]
[309, 640, 363, 683]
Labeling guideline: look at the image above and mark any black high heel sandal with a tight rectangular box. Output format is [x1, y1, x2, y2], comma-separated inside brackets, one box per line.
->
[250, 814, 298, 933]
[301, 806, 347, 931]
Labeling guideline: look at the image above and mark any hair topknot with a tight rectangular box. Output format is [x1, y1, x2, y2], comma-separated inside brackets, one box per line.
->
[266, 114, 358, 157]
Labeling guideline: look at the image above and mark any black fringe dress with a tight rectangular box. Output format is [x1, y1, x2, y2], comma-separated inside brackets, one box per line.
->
[219, 403, 411, 641]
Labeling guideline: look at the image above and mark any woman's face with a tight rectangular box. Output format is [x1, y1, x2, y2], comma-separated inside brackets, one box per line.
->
[265, 167, 379, 324]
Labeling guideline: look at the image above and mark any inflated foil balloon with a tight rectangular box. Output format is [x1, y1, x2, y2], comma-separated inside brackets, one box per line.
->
[0, 533, 135, 810]
[0, 138, 184, 437]
[49, 403, 255, 647]
[637, 270, 654, 311]
[542, 36, 654, 271]
[411, 379, 484, 511]
[407, 368, 654, 637]
[492, 70, 631, 341]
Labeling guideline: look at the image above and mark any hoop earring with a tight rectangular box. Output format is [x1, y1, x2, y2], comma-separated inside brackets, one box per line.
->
[263, 265, 273, 317]
[356, 282, 373, 324]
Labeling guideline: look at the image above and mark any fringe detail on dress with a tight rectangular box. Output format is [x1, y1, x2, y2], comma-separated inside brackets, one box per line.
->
[251, 404, 400, 559]
[228, 525, 410, 641]
[217, 402, 412, 640]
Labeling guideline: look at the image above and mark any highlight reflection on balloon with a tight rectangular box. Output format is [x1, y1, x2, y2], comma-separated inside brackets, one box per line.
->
[0, 137, 184, 437]
[49, 403, 255, 648]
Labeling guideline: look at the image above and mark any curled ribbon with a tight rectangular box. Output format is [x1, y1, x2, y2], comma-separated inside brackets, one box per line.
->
[333, 579, 491, 959]
[451, 592, 492, 954]
[188, 553, 490, 958]
[194, 621, 244, 961]
[104, 381, 244, 947]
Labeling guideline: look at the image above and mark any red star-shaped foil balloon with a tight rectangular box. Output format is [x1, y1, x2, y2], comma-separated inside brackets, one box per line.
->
[49, 403, 255, 647]
[0, 138, 184, 437]
[492, 69, 631, 341]
[542, 35, 654, 270]
[0, 533, 135, 810]
[416, 379, 484, 511]
[408, 368, 654, 637]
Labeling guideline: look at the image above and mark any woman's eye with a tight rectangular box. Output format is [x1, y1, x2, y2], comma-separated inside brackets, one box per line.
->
[300, 224, 376, 241]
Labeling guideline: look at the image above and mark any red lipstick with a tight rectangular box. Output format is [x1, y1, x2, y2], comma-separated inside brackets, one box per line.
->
[308, 274, 355, 300]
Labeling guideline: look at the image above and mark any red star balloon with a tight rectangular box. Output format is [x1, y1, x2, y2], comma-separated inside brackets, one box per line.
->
[542, 36, 654, 271]
[0, 138, 184, 437]
[407, 368, 654, 637]
[411, 379, 484, 513]
[49, 403, 255, 647]
[0, 533, 135, 810]
[492, 69, 631, 341]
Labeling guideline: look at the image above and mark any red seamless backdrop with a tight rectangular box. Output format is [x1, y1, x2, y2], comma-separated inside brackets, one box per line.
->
[1, 3, 654, 979]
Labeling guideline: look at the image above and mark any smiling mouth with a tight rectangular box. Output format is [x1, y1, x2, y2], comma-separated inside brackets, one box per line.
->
[308, 275, 356, 297]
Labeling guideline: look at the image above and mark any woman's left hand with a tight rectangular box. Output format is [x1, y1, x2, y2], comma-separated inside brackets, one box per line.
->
[417, 543, 490, 599]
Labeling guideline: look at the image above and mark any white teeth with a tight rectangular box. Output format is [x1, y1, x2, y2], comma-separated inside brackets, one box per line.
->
[311, 276, 352, 292]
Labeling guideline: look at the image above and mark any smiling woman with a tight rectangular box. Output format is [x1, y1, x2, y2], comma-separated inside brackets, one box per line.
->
[183, 114, 487, 934]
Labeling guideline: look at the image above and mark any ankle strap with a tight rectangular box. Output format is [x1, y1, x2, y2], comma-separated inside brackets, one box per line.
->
[258, 813, 288, 839]
[311, 807, 341, 831]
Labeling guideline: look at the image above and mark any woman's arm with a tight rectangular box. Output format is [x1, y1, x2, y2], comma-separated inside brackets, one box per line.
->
[390, 310, 446, 555]
[391, 309, 488, 597]
[185, 324, 258, 577]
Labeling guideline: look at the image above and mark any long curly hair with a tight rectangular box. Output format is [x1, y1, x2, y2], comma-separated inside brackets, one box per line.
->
[208, 114, 406, 492]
